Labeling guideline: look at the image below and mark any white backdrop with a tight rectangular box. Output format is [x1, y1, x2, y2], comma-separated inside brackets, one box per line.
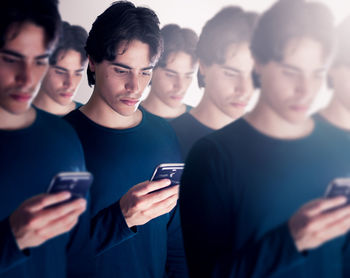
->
[59, 0, 350, 109]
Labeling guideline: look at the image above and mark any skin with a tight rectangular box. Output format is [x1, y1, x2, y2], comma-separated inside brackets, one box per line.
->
[190, 42, 255, 130]
[81, 40, 179, 228]
[0, 22, 86, 250]
[246, 37, 328, 139]
[142, 51, 196, 118]
[320, 65, 350, 130]
[245, 37, 350, 252]
[34, 49, 86, 115]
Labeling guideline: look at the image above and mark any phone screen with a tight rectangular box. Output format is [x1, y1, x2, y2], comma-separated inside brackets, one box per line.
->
[149, 163, 184, 192]
[47, 172, 93, 206]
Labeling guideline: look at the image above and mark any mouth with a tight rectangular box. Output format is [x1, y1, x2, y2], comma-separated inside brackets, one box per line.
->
[230, 102, 248, 108]
[59, 92, 74, 98]
[170, 95, 184, 101]
[120, 98, 140, 106]
[10, 94, 33, 102]
[289, 105, 309, 112]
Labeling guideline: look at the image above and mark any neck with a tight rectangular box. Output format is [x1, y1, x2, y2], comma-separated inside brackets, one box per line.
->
[81, 89, 142, 129]
[33, 90, 75, 115]
[320, 97, 350, 130]
[0, 107, 36, 130]
[142, 91, 186, 118]
[245, 101, 314, 139]
[190, 92, 235, 130]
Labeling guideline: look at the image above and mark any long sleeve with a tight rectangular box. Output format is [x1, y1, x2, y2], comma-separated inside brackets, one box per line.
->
[180, 138, 306, 278]
[165, 205, 189, 277]
[0, 217, 29, 273]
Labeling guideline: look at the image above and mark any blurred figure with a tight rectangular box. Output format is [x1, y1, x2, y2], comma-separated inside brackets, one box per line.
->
[34, 21, 88, 115]
[142, 24, 198, 120]
[0, 0, 90, 277]
[171, 7, 258, 158]
[318, 16, 350, 130]
[180, 0, 350, 277]
[64, 2, 187, 277]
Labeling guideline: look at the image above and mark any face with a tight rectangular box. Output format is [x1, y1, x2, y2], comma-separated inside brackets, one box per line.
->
[150, 51, 196, 108]
[201, 43, 254, 119]
[329, 65, 350, 110]
[40, 49, 85, 106]
[256, 37, 328, 124]
[0, 22, 49, 115]
[90, 40, 153, 116]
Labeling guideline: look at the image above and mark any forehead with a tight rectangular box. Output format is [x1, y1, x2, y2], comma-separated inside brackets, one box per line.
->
[55, 49, 85, 68]
[222, 42, 254, 70]
[3, 22, 48, 56]
[113, 40, 152, 68]
[281, 37, 327, 69]
[165, 51, 196, 71]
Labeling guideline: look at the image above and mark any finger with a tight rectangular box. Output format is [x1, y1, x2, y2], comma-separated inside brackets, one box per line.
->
[306, 205, 350, 232]
[313, 213, 350, 244]
[31, 199, 86, 229]
[304, 196, 347, 217]
[135, 179, 172, 196]
[36, 209, 84, 240]
[27, 192, 72, 212]
[146, 194, 179, 218]
[142, 185, 179, 205]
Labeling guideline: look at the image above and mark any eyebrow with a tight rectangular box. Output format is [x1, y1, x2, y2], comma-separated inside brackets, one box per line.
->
[279, 63, 326, 73]
[0, 49, 49, 60]
[53, 65, 85, 72]
[220, 65, 241, 74]
[110, 62, 153, 71]
[163, 68, 195, 75]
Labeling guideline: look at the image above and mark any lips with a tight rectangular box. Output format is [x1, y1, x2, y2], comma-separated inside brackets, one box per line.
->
[59, 92, 74, 98]
[120, 98, 140, 106]
[10, 94, 32, 102]
[230, 102, 248, 108]
[289, 105, 309, 112]
[170, 95, 184, 101]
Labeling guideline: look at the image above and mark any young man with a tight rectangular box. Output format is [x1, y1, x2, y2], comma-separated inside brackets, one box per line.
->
[33, 21, 88, 115]
[142, 24, 198, 120]
[0, 0, 90, 277]
[180, 0, 350, 277]
[318, 16, 350, 131]
[64, 2, 187, 277]
[171, 7, 258, 158]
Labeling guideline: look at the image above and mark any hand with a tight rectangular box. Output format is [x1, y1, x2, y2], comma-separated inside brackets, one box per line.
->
[9, 192, 87, 250]
[120, 179, 179, 228]
[289, 196, 350, 252]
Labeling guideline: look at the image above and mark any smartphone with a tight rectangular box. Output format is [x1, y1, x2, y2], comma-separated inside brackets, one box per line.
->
[47, 172, 93, 207]
[325, 177, 350, 209]
[149, 163, 184, 192]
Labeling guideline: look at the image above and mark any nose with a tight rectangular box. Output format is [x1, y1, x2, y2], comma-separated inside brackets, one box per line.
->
[235, 75, 253, 97]
[15, 63, 35, 89]
[125, 73, 140, 94]
[296, 76, 314, 98]
[63, 74, 73, 90]
[174, 76, 185, 92]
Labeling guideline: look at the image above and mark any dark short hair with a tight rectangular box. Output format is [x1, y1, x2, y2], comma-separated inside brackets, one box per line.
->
[332, 16, 350, 68]
[49, 21, 88, 66]
[0, 0, 61, 50]
[85, 1, 162, 86]
[197, 6, 258, 88]
[251, 0, 335, 65]
[156, 24, 198, 68]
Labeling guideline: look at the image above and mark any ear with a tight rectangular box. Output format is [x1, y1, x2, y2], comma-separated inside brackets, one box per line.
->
[254, 60, 264, 75]
[88, 55, 96, 72]
[198, 60, 207, 77]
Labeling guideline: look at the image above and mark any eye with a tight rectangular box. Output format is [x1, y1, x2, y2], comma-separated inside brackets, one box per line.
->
[2, 56, 17, 64]
[165, 72, 176, 78]
[55, 70, 66, 75]
[75, 72, 83, 77]
[114, 68, 129, 75]
[142, 70, 152, 77]
[36, 59, 48, 66]
[282, 70, 298, 78]
[224, 71, 237, 78]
